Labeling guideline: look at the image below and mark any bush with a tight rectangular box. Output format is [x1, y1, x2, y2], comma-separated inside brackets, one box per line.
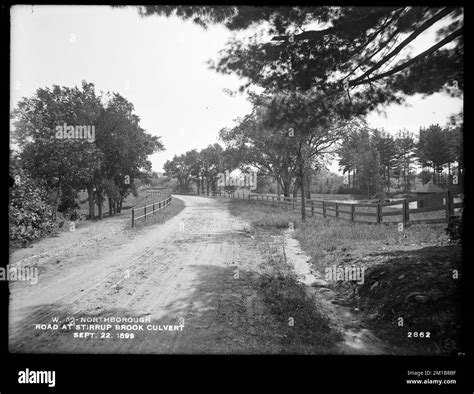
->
[446, 216, 462, 242]
[9, 172, 55, 246]
[58, 185, 80, 214]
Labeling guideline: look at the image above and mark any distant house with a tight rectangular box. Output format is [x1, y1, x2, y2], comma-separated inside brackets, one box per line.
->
[415, 182, 445, 208]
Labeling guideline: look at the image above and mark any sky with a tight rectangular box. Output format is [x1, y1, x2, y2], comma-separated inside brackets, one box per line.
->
[10, 5, 463, 174]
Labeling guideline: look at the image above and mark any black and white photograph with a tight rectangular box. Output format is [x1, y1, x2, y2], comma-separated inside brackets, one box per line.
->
[3, 3, 470, 392]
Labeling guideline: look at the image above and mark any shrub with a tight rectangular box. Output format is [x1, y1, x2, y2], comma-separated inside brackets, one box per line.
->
[446, 215, 462, 242]
[9, 172, 55, 246]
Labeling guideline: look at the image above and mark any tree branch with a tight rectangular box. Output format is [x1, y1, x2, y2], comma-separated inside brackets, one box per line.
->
[350, 7, 406, 59]
[352, 7, 456, 84]
[350, 28, 462, 86]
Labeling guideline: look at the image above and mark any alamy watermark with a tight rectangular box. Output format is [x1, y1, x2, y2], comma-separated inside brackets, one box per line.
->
[324, 264, 365, 285]
[18, 369, 55, 388]
[0, 264, 38, 284]
[55, 123, 95, 142]
[217, 170, 257, 190]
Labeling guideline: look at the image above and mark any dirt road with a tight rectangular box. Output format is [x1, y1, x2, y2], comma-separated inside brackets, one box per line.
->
[9, 196, 293, 354]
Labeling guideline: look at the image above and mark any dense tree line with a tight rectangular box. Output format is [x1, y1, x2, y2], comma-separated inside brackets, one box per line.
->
[10, 81, 163, 243]
[338, 123, 463, 197]
[163, 144, 233, 194]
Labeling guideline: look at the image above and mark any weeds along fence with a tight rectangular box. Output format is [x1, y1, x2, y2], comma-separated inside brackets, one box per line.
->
[173, 190, 462, 226]
[131, 194, 172, 228]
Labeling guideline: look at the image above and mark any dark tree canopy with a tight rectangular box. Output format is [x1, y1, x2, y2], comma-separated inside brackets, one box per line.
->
[137, 6, 463, 108]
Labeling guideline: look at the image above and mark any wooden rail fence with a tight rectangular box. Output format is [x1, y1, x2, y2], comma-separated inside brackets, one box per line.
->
[132, 194, 172, 228]
[172, 190, 462, 226]
[246, 191, 462, 225]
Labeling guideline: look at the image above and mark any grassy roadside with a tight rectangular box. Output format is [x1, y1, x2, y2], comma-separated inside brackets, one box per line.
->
[257, 268, 342, 354]
[228, 199, 462, 355]
[225, 201, 343, 353]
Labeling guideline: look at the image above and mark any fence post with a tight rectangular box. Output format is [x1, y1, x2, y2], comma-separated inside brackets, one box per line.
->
[132, 209, 135, 228]
[144, 206, 147, 221]
[311, 200, 314, 217]
[335, 202, 339, 218]
[445, 190, 453, 220]
[322, 201, 326, 218]
[402, 199, 409, 226]
[376, 203, 381, 224]
[159, 201, 161, 210]
[153, 203, 155, 215]
[351, 204, 354, 222]
[272, 196, 275, 206]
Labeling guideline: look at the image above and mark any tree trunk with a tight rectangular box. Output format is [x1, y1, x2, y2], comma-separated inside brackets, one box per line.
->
[97, 190, 103, 220]
[305, 171, 311, 200]
[406, 167, 411, 193]
[53, 181, 61, 221]
[108, 198, 114, 217]
[87, 184, 95, 220]
[387, 167, 391, 193]
[281, 177, 292, 197]
[299, 155, 306, 222]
